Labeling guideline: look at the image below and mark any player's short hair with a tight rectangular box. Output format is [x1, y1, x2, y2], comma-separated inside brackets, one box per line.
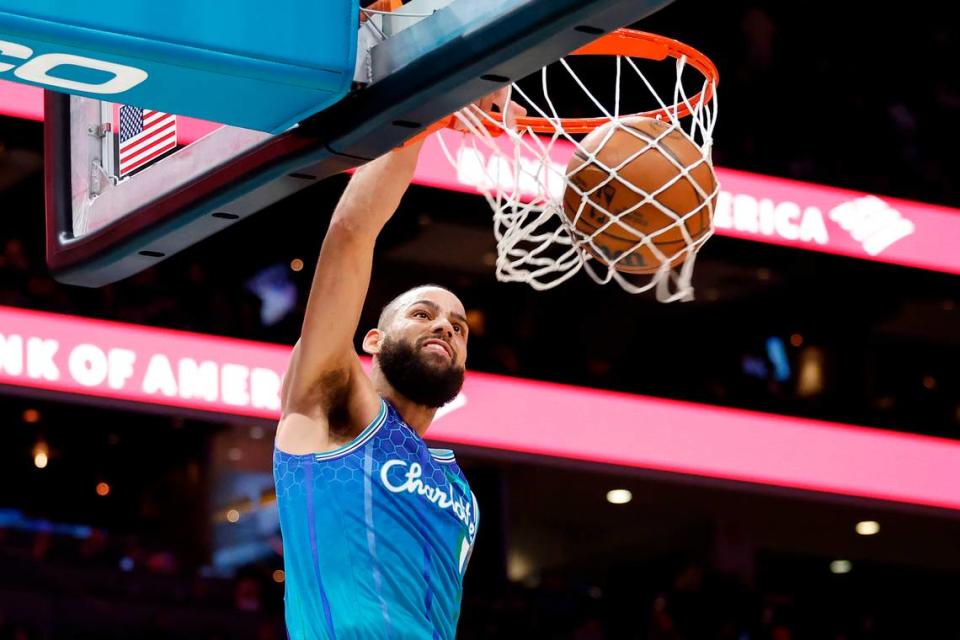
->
[377, 284, 455, 330]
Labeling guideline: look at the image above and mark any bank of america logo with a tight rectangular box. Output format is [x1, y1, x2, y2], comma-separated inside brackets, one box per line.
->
[829, 196, 915, 256]
[117, 105, 177, 177]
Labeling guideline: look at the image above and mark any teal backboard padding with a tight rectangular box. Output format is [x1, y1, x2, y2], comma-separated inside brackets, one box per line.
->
[0, 0, 358, 132]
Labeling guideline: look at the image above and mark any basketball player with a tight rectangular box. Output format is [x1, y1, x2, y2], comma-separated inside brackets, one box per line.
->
[273, 92, 523, 639]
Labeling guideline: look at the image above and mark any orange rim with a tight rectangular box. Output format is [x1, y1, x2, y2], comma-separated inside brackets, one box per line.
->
[397, 28, 719, 146]
[514, 29, 719, 134]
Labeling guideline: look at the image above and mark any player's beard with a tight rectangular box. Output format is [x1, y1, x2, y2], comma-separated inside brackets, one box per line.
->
[378, 334, 464, 409]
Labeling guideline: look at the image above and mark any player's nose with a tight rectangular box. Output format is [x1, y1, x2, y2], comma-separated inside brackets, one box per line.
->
[430, 317, 454, 339]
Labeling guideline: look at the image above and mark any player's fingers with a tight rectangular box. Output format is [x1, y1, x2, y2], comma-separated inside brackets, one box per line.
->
[451, 104, 484, 132]
[450, 88, 520, 132]
[478, 94, 498, 115]
[487, 87, 511, 114]
[504, 101, 527, 129]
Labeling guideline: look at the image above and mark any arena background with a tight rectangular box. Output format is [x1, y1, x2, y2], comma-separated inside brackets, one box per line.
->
[1, 1, 959, 638]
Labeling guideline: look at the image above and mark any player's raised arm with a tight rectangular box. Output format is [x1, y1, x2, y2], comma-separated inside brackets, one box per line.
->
[277, 90, 521, 453]
[278, 140, 425, 450]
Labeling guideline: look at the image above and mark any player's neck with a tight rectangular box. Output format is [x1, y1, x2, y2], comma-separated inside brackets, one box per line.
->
[385, 394, 437, 436]
[371, 368, 436, 436]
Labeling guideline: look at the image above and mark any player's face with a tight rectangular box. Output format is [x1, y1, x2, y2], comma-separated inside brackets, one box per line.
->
[377, 288, 468, 408]
[392, 287, 469, 370]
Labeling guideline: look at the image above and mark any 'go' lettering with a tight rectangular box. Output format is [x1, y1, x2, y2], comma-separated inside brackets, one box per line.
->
[0, 39, 148, 94]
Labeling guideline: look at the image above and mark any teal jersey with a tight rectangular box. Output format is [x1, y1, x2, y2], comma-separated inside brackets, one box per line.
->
[274, 398, 478, 639]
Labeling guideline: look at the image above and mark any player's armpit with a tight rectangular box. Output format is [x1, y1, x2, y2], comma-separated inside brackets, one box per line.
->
[278, 351, 379, 454]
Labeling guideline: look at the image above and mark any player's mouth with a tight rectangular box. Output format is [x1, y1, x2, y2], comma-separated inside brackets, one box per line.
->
[420, 338, 453, 359]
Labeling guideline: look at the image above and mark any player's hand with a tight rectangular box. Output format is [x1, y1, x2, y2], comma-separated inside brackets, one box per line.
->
[454, 87, 527, 131]
[395, 87, 528, 150]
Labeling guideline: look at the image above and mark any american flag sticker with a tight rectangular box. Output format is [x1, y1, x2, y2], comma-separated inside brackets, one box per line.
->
[116, 105, 177, 177]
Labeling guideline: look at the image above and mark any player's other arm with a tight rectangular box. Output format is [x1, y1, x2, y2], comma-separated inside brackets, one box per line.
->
[277, 140, 424, 454]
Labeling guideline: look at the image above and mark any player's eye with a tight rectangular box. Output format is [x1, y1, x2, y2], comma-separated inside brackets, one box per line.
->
[413, 310, 429, 319]
[453, 324, 464, 334]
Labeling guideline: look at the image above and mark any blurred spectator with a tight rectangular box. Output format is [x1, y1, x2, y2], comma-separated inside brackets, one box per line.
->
[30, 531, 52, 562]
[572, 617, 605, 640]
[234, 576, 263, 613]
[2, 624, 39, 640]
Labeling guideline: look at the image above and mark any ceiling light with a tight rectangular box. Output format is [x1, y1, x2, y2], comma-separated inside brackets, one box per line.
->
[606, 489, 632, 505]
[830, 560, 852, 574]
[855, 520, 879, 536]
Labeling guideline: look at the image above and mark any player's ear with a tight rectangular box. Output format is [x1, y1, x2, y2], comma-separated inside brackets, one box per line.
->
[362, 328, 384, 356]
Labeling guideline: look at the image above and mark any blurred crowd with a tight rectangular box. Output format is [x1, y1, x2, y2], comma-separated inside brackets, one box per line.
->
[0, 236, 270, 341]
[0, 525, 284, 640]
[707, 3, 960, 208]
[1, 524, 912, 640]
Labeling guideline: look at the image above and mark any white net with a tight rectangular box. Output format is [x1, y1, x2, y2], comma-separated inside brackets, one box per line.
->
[437, 32, 719, 302]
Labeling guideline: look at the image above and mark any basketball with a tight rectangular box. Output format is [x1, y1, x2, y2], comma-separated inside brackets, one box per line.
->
[562, 116, 718, 274]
